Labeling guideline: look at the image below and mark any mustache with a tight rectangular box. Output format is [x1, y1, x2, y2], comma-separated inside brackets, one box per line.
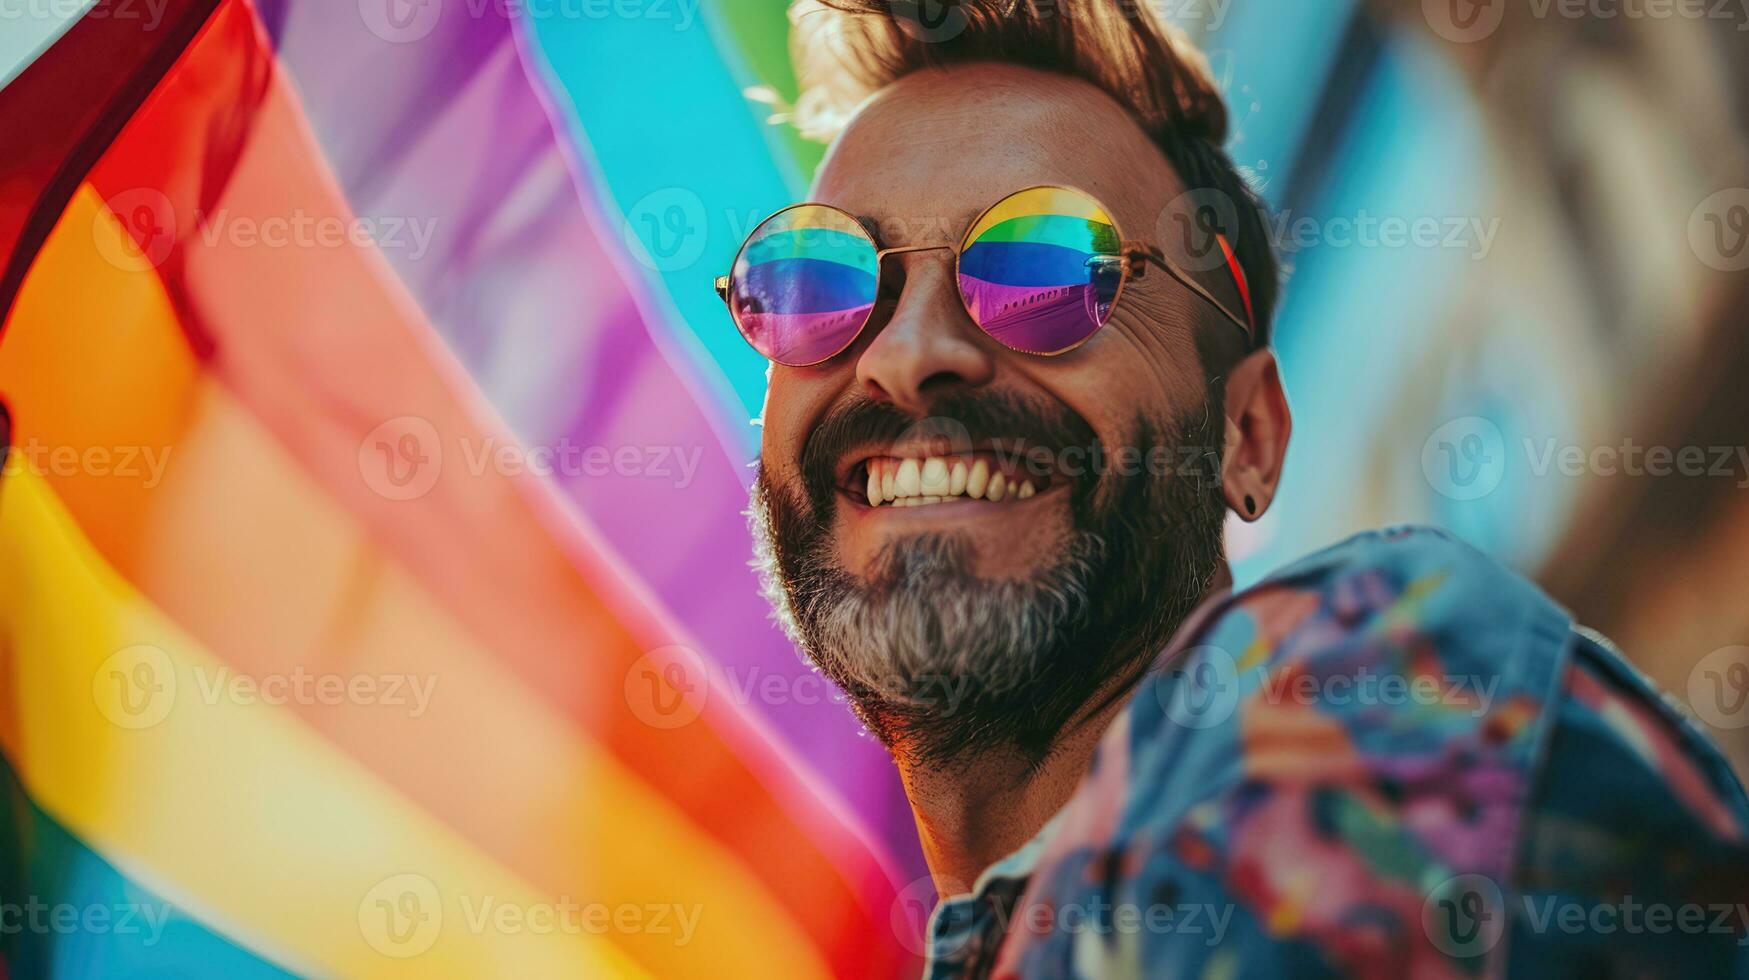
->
[797, 391, 1103, 503]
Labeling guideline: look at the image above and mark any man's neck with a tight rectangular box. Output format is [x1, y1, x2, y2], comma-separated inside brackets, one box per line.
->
[893, 679, 1136, 895]
[894, 563, 1234, 894]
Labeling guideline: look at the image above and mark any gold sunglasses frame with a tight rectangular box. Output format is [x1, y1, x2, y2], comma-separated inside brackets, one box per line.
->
[714, 183, 1252, 367]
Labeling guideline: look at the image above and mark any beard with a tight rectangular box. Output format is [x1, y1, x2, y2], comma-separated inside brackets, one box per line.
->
[750, 389, 1229, 768]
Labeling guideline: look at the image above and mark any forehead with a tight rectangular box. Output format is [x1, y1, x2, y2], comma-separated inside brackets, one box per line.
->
[810, 63, 1181, 245]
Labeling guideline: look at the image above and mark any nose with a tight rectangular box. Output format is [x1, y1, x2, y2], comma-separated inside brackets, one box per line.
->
[854, 250, 998, 413]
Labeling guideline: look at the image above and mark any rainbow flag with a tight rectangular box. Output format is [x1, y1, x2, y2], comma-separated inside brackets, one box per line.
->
[0, 1, 920, 975]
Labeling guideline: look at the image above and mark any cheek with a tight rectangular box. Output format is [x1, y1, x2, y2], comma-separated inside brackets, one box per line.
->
[1033, 313, 1209, 438]
[759, 369, 833, 485]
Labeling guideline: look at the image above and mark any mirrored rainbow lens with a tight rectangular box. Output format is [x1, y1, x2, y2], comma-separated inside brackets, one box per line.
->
[728, 205, 878, 365]
[957, 186, 1123, 355]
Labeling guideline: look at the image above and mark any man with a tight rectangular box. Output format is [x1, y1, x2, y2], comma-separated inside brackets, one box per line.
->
[732, 1, 1749, 975]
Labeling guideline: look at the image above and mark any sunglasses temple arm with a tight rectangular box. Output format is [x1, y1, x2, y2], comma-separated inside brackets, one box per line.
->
[1135, 249, 1254, 345]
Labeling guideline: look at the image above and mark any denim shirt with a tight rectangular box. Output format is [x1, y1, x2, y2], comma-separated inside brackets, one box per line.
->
[922, 526, 1749, 979]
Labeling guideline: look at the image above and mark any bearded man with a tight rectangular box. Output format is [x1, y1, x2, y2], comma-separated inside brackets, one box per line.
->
[730, 2, 1749, 975]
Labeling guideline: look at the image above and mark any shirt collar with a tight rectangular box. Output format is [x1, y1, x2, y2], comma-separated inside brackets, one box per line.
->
[921, 808, 1068, 974]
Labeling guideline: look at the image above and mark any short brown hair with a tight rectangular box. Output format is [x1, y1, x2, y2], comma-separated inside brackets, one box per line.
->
[788, 0, 1279, 349]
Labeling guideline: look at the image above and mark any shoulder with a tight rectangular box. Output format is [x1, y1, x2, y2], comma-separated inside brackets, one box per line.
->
[1003, 527, 1749, 978]
[1507, 634, 1749, 975]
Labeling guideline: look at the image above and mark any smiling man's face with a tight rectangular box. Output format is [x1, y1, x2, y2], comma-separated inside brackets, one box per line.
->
[751, 63, 1240, 764]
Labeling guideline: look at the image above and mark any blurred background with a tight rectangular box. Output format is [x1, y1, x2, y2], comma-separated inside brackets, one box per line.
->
[2, 0, 1746, 975]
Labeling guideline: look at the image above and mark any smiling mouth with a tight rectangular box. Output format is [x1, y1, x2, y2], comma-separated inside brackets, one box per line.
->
[841, 451, 1059, 508]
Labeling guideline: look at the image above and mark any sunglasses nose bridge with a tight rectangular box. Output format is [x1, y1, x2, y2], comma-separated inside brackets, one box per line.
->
[869, 242, 969, 330]
[871, 243, 962, 308]
[874, 243, 957, 259]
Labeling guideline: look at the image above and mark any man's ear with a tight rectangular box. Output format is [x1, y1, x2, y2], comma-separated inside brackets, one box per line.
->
[1219, 348, 1290, 521]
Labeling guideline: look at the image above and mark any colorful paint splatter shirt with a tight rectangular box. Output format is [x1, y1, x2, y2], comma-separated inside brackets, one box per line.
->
[922, 527, 1749, 979]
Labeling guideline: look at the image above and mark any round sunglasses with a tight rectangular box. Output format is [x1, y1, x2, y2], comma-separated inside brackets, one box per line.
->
[714, 184, 1255, 366]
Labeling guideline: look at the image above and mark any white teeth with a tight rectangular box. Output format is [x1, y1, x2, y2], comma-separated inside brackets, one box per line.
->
[863, 455, 1048, 507]
[967, 459, 989, 499]
[896, 458, 921, 497]
[920, 457, 950, 495]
